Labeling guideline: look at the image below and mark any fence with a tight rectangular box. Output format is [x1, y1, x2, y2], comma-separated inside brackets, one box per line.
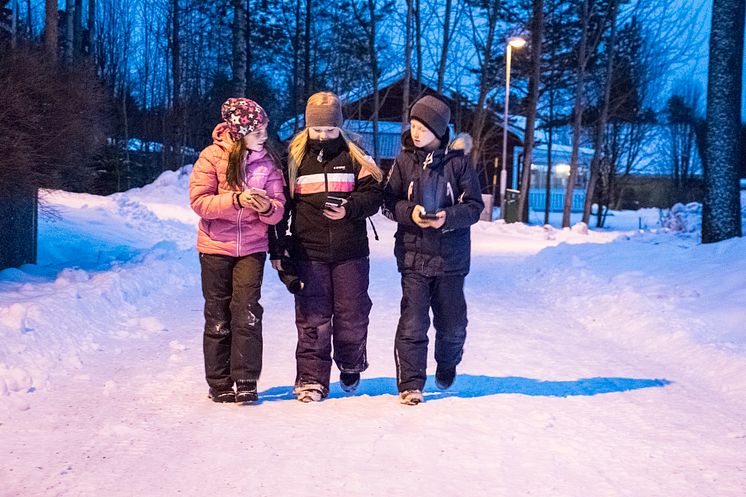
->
[528, 188, 586, 212]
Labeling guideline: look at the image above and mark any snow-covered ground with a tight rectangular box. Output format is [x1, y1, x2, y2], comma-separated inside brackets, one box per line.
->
[1, 168, 745, 496]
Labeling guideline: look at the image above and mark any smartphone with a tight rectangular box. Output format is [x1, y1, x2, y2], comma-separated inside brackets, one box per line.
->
[324, 195, 346, 209]
[249, 187, 267, 197]
[420, 211, 439, 220]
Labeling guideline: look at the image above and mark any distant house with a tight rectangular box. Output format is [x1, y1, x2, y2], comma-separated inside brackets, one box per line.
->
[278, 71, 524, 203]
[278, 71, 600, 212]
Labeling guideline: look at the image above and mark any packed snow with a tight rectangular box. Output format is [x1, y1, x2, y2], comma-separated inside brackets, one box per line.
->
[1, 167, 745, 496]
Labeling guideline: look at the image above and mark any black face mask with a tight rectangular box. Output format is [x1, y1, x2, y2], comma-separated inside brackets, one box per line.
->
[307, 134, 346, 159]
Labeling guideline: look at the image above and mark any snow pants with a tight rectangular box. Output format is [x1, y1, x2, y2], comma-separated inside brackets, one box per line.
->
[394, 272, 468, 392]
[294, 257, 372, 393]
[199, 252, 265, 390]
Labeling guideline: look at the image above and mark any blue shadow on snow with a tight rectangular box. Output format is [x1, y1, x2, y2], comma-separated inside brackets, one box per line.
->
[257, 374, 671, 403]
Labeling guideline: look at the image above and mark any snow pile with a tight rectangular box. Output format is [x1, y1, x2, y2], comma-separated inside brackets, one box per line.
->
[659, 202, 702, 233]
[2, 165, 746, 496]
[1, 170, 200, 405]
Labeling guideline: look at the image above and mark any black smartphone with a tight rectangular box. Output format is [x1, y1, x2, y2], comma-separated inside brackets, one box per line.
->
[420, 211, 439, 220]
[324, 195, 346, 209]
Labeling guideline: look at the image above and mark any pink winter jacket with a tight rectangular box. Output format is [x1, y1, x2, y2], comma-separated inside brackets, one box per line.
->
[189, 123, 286, 257]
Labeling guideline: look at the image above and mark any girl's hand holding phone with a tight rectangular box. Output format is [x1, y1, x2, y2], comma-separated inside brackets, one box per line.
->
[239, 190, 272, 214]
[323, 198, 347, 220]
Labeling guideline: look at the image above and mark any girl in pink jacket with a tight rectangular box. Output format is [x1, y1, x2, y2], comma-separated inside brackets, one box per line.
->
[189, 98, 285, 404]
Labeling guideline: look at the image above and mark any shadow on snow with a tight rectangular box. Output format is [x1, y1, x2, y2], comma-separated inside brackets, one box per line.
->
[257, 374, 671, 403]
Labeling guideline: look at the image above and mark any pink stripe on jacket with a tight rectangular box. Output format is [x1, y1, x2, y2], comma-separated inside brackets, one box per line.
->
[189, 123, 286, 257]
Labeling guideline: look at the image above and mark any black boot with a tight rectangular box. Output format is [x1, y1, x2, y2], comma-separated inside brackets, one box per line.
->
[209, 387, 236, 403]
[435, 366, 456, 390]
[339, 372, 360, 393]
[235, 380, 259, 403]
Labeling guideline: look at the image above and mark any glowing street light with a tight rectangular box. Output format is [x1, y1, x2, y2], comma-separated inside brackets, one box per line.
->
[499, 36, 526, 219]
[509, 37, 527, 49]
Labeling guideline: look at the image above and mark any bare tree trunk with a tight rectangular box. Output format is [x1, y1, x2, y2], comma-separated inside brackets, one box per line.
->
[65, 0, 74, 65]
[517, 0, 544, 222]
[562, 0, 589, 228]
[703, 0, 744, 242]
[11, 0, 18, 48]
[245, 0, 252, 90]
[544, 120, 554, 225]
[304, 0, 312, 99]
[26, 0, 31, 37]
[292, 0, 301, 129]
[44, 0, 58, 62]
[74, 0, 82, 54]
[171, 0, 182, 169]
[583, 0, 618, 225]
[470, 0, 500, 177]
[232, 0, 247, 95]
[368, 0, 379, 161]
[87, 0, 95, 61]
[123, 84, 130, 170]
[436, 0, 453, 94]
[402, 0, 413, 132]
[415, 0, 422, 87]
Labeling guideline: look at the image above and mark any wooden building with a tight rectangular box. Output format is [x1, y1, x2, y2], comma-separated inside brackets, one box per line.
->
[278, 72, 524, 198]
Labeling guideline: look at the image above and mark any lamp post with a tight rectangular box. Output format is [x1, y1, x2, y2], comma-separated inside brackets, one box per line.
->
[499, 36, 527, 219]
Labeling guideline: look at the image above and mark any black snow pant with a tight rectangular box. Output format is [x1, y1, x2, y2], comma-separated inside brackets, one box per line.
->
[294, 257, 372, 393]
[199, 251, 266, 391]
[394, 272, 468, 392]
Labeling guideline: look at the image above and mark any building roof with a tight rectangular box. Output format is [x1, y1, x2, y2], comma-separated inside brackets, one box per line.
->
[277, 69, 524, 143]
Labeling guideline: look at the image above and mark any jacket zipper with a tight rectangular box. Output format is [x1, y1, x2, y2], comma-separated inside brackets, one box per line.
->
[237, 201, 243, 256]
[323, 159, 333, 261]
[237, 156, 247, 257]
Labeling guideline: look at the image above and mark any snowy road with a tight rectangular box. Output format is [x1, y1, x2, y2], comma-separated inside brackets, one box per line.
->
[1, 172, 745, 496]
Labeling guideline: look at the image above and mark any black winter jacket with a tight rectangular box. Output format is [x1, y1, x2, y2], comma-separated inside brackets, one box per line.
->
[269, 136, 382, 263]
[383, 131, 484, 276]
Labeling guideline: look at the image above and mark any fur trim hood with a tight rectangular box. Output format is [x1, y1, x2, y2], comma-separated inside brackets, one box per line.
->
[447, 133, 473, 155]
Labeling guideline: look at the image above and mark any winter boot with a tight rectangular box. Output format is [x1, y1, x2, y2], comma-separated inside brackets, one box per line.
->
[435, 365, 456, 390]
[208, 387, 236, 403]
[339, 372, 360, 393]
[296, 383, 325, 403]
[399, 389, 423, 405]
[235, 380, 259, 404]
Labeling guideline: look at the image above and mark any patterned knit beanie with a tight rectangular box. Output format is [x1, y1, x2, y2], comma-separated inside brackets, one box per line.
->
[221, 98, 268, 141]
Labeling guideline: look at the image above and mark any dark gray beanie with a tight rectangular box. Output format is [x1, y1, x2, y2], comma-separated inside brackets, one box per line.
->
[410, 95, 451, 139]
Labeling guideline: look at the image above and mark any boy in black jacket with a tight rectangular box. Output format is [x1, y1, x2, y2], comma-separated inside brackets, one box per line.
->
[383, 95, 484, 405]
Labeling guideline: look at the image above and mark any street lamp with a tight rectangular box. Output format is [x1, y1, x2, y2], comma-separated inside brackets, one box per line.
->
[499, 36, 526, 219]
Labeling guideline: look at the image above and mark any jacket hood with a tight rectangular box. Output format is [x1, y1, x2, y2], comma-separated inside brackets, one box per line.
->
[212, 122, 235, 152]
[211, 122, 269, 163]
[447, 133, 473, 155]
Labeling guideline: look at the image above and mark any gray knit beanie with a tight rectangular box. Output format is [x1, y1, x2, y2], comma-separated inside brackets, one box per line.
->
[410, 95, 451, 139]
[305, 98, 344, 128]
